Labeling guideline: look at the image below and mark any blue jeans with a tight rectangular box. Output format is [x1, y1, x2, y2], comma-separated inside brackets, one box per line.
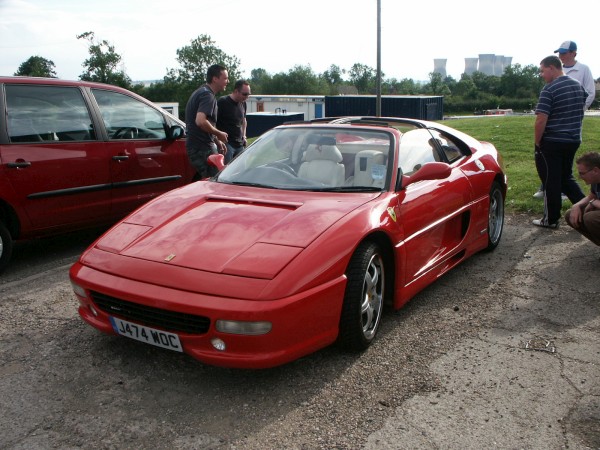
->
[225, 143, 244, 164]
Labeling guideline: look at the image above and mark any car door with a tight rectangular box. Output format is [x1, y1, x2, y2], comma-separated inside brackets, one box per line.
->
[396, 128, 473, 281]
[90, 88, 189, 217]
[2, 83, 111, 230]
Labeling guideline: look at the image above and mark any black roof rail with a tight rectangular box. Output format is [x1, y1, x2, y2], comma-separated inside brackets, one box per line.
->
[329, 116, 428, 128]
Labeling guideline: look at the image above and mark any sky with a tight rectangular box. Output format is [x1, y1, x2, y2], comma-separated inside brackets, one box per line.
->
[1, 0, 598, 85]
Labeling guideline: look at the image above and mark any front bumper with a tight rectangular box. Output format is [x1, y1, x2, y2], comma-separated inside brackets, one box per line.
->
[70, 262, 347, 369]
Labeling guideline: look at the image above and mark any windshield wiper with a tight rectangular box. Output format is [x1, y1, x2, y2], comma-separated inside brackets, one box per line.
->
[305, 186, 383, 192]
[222, 181, 279, 189]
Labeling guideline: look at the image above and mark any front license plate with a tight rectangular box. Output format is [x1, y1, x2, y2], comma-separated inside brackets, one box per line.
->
[109, 316, 183, 352]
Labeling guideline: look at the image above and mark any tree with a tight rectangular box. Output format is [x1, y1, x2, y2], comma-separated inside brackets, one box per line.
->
[471, 71, 500, 96]
[249, 68, 271, 94]
[452, 74, 478, 99]
[443, 75, 457, 94]
[283, 65, 327, 94]
[14, 56, 57, 77]
[143, 35, 242, 119]
[386, 78, 420, 95]
[77, 31, 132, 88]
[169, 34, 241, 88]
[422, 72, 451, 95]
[349, 63, 377, 94]
[322, 64, 346, 94]
[499, 63, 543, 98]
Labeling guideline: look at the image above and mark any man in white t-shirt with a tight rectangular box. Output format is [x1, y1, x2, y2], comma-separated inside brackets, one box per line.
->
[555, 40, 595, 109]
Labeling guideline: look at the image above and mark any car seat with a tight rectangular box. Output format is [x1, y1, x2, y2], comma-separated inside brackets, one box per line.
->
[352, 150, 387, 187]
[298, 137, 345, 186]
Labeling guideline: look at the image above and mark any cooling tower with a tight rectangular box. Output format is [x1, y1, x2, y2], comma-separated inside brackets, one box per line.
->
[464, 58, 478, 75]
[494, 55, 505, 76]
[478, 54, 495, 76]
[433, 59, 447, 78]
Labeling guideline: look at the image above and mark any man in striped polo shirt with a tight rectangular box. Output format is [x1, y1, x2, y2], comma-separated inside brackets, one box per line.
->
[533, 55, 588, 228]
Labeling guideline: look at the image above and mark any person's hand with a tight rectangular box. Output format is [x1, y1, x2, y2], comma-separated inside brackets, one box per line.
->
[570, 205, 583, 228]
[217, 140, 227, 154]
[216, 130, 228, 143]
[585, 198, 598, 212]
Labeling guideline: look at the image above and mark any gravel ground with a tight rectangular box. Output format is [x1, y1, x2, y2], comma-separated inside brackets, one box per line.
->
[0, 214, 598, 449]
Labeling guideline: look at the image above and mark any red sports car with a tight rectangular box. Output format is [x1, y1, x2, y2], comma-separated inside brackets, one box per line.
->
[70, 117, 506, 369]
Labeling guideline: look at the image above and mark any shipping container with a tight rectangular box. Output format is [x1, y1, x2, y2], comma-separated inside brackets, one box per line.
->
[324, 95, 443, 120]
[246, 112, 305, 138]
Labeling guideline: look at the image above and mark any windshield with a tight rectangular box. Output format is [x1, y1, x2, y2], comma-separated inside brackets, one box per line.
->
[217, 126, 393, 191]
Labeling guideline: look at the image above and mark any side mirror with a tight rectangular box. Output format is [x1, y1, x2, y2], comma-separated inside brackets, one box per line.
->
[207, 154, 225, 171]
[399, 162, 451, 189]
[167, 124, 185, 140]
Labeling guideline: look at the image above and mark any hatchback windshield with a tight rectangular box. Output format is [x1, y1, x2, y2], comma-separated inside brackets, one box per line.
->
[217, 127, 393, 191]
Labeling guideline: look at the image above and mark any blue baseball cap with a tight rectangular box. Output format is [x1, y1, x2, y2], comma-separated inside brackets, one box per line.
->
[554, 41, 577, 54]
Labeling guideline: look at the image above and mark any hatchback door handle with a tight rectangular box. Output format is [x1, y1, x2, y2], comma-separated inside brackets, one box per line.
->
[112, 155, 129, 161]
[7, 161, 32, 168]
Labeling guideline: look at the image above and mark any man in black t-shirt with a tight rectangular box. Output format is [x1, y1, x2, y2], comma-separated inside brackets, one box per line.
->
[217, 80, 250, 163]
[185, 64, 229, 178]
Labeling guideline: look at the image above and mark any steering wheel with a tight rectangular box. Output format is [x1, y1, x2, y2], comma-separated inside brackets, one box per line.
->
[113, 127, 138, 139]
[265, 161, 297, 176]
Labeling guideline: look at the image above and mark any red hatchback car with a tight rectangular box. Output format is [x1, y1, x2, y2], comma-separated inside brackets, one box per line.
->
[0, 77, 195, 272]
[70, 117, 506, 369]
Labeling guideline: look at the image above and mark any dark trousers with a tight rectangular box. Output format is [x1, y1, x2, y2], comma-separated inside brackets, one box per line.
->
[186, 142, 219, 179]
[565, 205, 600, 246]
[535, 140, 585, 224]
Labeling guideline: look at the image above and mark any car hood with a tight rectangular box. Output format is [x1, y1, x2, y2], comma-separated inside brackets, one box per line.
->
[94, 182, 378, 279]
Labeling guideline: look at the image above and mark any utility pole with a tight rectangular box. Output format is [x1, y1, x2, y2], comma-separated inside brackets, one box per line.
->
[376, 0, 382, 117]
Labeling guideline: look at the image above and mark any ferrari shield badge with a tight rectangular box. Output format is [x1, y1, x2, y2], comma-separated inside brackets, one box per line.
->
[164, 253, 176, 262]
[387, 207, 397, 222]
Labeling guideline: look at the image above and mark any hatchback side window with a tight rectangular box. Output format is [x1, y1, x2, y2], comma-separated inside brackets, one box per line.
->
[6, 85, 96, 143]
[92, 89, 167, 140]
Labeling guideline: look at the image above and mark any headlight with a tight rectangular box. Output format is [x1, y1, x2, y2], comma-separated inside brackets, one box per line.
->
[215, 320, 272, 335]
[71, 282, 87, 298]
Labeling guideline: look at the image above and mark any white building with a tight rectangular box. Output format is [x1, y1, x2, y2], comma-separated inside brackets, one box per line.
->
[155, 102, 179, 117]
[245, 95, 325, 121]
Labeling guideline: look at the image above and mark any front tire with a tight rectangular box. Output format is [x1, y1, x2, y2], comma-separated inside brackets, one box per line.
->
[486, 181, 504, 251]
[338, 241, 385, 350]
[0, 221, 14, 274]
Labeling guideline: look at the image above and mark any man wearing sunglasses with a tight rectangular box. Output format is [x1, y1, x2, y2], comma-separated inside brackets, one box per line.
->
[565, 152, 600, 246]
[217, 80, 251, 163]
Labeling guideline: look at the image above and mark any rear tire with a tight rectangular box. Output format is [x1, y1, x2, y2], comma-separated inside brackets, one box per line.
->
[0, 221, 13, 274]
[486, 181, 504, 251]
[338, 241, 385, 350]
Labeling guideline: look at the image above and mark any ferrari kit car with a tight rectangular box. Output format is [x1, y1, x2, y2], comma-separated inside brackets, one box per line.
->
[70, 117, 506, 369]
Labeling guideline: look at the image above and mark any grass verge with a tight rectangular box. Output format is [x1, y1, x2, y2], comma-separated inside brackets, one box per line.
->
[444, 115, 600, 214]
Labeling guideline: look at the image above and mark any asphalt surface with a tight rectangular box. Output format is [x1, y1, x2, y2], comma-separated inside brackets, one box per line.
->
[366, 214, 600, 449]
[0, 214, 598, 449]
